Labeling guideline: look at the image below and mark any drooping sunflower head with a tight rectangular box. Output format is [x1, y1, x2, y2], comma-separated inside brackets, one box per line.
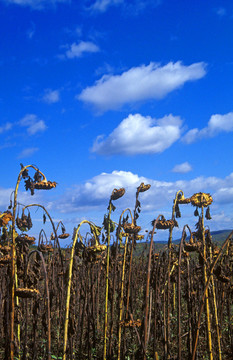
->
[110, 188, 125, 201]
[190, 192, 213, 208]
[137, 182, 151, 193]
[34, 180, 57, 190]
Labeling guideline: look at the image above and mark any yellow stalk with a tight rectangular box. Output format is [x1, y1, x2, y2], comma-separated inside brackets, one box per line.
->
[173, 283, 176, 312]
[63, 220, 94, 360]
[209, 246, 222, 360]
[161, 262, 178, 295]
[15, 266, 20, 359]
[201, 206, 213, 360]
[103, 202, 112, 360]
[117, 235, 128, 360]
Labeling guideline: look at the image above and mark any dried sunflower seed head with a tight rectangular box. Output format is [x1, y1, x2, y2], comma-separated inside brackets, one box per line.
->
[190, 192, 213, 208]
[34, 180, 57, 190]
[58, 233, 70, 239]
[137, 183, 151, 193]
[110, 188, 125, 201]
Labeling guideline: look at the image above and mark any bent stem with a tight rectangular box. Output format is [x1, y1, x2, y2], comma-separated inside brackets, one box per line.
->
[103, 201, 113, 360]
[63, 220, 97, 360]
[22, 204, 63, 263]
[117, 234, 128, 360]
[10, 165, 48, 360]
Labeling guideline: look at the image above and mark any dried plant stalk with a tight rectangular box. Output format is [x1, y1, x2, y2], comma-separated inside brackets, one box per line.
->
[191, 228, 233, 360]
[63, 220, 93, 360]
[117, 235, 128, 360]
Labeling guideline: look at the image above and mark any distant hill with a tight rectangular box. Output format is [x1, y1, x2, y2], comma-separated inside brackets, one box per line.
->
[134, 229, 232, 255]
[210, 229, 232, 245]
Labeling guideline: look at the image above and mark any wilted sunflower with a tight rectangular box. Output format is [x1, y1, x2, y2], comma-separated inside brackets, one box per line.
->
[176, 193, 191, 204]
[58, 233, 70, 239]
[34, 180, 57, 190]
[38, 244, 54, 253]
[86, 244, 107, 254]
[153, 216, 178, 230]
[137, 182, 151, 193]
[190, 192, 213, 208]
[16, 234, 35, 245]
[0, 211, 12, 227]
[183, 242, 200, 252]
[16, 213, 32, 231]
[84, 244, 107, 263]
[110, 188, 125, 201]
[123, 222, 141, 234]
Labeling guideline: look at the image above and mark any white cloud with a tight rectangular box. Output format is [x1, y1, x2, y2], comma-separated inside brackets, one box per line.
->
[1, 169, 228, 236]
[18, 147, 39, 158]
[54, 170, 149, 213]
[88, 0, 123, 12]
[19, 114, 47, 135]
[172, 162, 192, 173]
[183, 111, 233, 144]
[87, 0, 161, 14]
[92, 113, 182, 155]
[66, 41, 100, 59]
[0, 187, 14, 208]
[42, 89, 60, 104]
[0, 185, 47, 214]
[0, 122, 12, 134]
[2, 0, 70, 10]
[52, 170, 233, 234]
[210, 211, 232, 231]
[78, 61, 206, 112]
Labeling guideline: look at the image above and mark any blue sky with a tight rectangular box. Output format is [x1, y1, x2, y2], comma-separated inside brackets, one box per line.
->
[1, 0, 233, 243]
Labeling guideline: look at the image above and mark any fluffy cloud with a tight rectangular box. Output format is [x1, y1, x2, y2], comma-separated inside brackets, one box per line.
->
[19, 114, 47, 135]
[66, 41, 99, 59]
[2, 0, 69, 10]
[0, 122, 12, 134]
[183, 112, 233, 144]
[54, 170, 150, 213]
[0, 185, 42, 211]
[42, 89, 60, 104]
[0, 187, 14, 208]
[52, 170, 233, 234]
[92, 113, 182, 155]
[172, 162, 192, 173]
[78, 61, 206, 111]
[17, 147, 39, 158]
